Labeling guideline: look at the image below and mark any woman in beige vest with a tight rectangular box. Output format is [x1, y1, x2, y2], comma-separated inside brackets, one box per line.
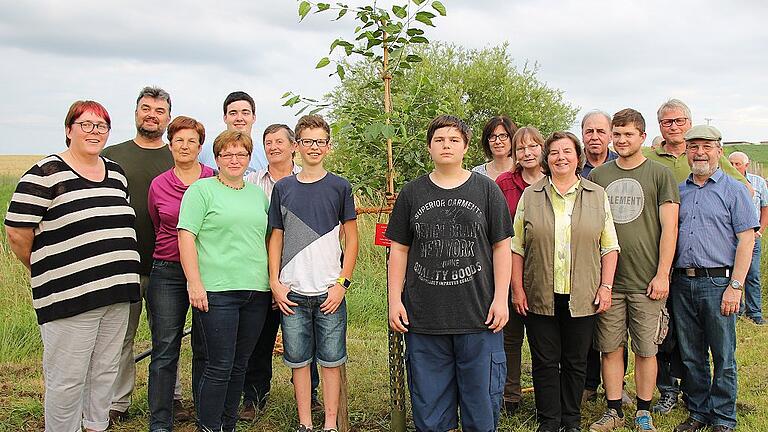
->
[509, 131, 620, 432]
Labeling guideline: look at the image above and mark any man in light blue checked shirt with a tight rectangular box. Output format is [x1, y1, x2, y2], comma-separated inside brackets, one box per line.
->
[671, 125, 758, 432]
[727, 151, 768, 325]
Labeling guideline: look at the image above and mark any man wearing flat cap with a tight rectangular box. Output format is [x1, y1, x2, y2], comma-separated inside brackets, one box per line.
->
[671, 125, 758, 432]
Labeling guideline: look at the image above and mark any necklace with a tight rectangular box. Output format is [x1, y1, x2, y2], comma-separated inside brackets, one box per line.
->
[217, 174, 244, 190]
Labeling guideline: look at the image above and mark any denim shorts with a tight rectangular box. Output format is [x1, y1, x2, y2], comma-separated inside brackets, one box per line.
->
[281, 291, 347, 368]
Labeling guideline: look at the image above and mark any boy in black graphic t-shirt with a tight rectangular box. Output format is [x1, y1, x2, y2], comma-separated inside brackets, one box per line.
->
[386, 115, 513, 431]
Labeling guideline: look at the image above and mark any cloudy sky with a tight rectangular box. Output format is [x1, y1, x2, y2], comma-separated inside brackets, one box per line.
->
[1, 0, 766, 155]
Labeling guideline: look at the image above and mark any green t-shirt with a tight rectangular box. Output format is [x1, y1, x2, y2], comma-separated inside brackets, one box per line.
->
[642, 146, 747, 185]
[102, 140, 174, 275]
[589, 159, 680, 293]
[177, 178, 270, 292]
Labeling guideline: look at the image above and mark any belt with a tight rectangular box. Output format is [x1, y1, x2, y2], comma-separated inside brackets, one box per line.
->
[674, 267, 731, 278]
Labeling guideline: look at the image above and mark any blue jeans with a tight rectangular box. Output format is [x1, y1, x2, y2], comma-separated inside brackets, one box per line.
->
[147, 260, 189, 431]
[281, 292, 347, 368]
[192, 290, 271, 431]
[405, 331, 505, 432]
[742, 238, 763, 319]
[672, 274, 738, 429]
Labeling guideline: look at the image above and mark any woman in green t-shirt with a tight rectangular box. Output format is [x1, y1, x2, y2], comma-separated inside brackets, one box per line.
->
[178, 130, 271, 432]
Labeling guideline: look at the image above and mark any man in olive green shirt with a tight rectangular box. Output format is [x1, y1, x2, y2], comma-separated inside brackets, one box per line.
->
[643, 99, 746, 185]
[643, 99, 749, 416]
[101, 86, 179, 421]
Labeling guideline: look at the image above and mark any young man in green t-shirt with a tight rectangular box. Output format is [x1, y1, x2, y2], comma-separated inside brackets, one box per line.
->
[588, 109, 680, 432]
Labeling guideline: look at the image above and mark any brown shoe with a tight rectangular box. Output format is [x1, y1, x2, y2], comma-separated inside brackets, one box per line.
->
[589, 408, 624, 432]
[239, 400, 256, 421]
[674, 417, 707, 432]
[173, 399, 193, 422]
[108, 409, 129, 424]
[711, 426, 734, 432]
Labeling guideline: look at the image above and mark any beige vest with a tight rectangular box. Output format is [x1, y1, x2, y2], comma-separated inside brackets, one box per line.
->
[522, 177, 607, 317]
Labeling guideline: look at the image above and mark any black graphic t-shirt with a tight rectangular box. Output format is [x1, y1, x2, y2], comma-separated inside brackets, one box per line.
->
[386, 173, 513, 334]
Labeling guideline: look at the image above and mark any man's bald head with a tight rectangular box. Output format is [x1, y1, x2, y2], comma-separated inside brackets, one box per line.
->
[728, 151, 750, 176]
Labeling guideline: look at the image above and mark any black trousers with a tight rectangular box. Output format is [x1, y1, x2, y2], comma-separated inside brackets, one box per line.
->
[242, 307, 319, 402]
[526, 294, 596, 430]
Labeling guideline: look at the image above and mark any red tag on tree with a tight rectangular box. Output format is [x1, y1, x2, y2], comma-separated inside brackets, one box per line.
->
[374, 223, 391, 247]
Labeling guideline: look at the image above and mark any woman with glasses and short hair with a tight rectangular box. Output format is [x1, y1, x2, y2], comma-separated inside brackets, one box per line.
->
[472, 115, 519, 181]
[4, 100, 141, 432]
[494, 126, 546, 415]
[177, 130, 271, 432]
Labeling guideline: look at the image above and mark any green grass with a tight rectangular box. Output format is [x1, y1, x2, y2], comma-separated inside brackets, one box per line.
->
[1, 174, 768, 431]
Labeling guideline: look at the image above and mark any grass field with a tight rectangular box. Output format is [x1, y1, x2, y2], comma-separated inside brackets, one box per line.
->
[1, 155, 768, 431]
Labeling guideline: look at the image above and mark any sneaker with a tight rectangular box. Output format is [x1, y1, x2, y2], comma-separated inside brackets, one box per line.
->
[589, 408, 624, 432]
[295, 425, 313, 432]
[652, 392, 677, 414]
[238, 400, 256, 421]
[621, 389, 633, 406]
[173, 399, 193, 422]
[582, 388, 599, 404]
[748, 316, 766, 325]
[634, 410, 657, 431]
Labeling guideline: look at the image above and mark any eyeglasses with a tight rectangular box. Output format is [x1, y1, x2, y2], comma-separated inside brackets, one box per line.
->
[659, 117, 689, 128]
[73, 121, 110, 134]
[515, 143, 541, 153]
[488, 133, 510, 142]
[686, 143, 719, 152]
[298, 138, 330, 147]
[217, 152, 250, 160]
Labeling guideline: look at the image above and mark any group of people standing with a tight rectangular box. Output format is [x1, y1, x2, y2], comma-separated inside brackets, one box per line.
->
[3, 88, 763, 432]
[5, 86, 357, 432]
[387, 99, 762, 432]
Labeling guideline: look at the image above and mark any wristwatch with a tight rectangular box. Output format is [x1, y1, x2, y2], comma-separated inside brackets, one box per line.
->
[729, 279, 743, 290]
[337, 277, 352, 289]
[599, 283, 613, 291]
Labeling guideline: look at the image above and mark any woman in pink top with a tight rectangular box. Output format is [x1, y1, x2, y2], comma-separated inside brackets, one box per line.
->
[494, 126, 545, 414]
[146, 116, 214, 431]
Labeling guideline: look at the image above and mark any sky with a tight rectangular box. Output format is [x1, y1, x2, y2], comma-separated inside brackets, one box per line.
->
[1, 0, 767, 155]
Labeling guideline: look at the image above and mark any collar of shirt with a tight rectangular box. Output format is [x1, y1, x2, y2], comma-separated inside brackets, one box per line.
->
[548, 177, 581, 198]
[685, 167, 724, 186]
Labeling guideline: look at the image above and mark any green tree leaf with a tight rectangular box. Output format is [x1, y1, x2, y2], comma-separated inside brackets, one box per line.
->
[298, 1, 311, 20]
[335, 7, 348, 20]
[316, 2, 330, 12]
[392, 5, 407, 19]
[315, 57, 331, 68]
[431, 1, 446, 16]
[337, 64, 346, 79]
[414, 11, 435, 26]
[406, 54, 422, 63]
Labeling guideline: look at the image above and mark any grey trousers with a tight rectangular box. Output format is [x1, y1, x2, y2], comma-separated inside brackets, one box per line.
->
[41, 303, 129, 432]
[110, 275, 183, 412]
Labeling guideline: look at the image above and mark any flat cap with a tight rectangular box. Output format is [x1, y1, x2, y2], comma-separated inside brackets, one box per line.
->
[685, 124, 722, 141]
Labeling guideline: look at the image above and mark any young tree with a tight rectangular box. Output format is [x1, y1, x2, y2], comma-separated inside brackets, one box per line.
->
[325, 43, 579, 198]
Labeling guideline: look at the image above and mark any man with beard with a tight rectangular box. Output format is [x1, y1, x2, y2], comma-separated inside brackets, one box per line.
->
[670, 125, 756, 432]
[581, 110, 618, 178]
[102, 87, 189, 422]
[588, 109, 679, 432]
[642, 99, 748, 415]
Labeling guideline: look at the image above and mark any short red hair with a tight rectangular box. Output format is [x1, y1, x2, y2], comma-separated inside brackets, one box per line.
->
[64, 100, 111, 146]
[167, 115, 206, 145]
